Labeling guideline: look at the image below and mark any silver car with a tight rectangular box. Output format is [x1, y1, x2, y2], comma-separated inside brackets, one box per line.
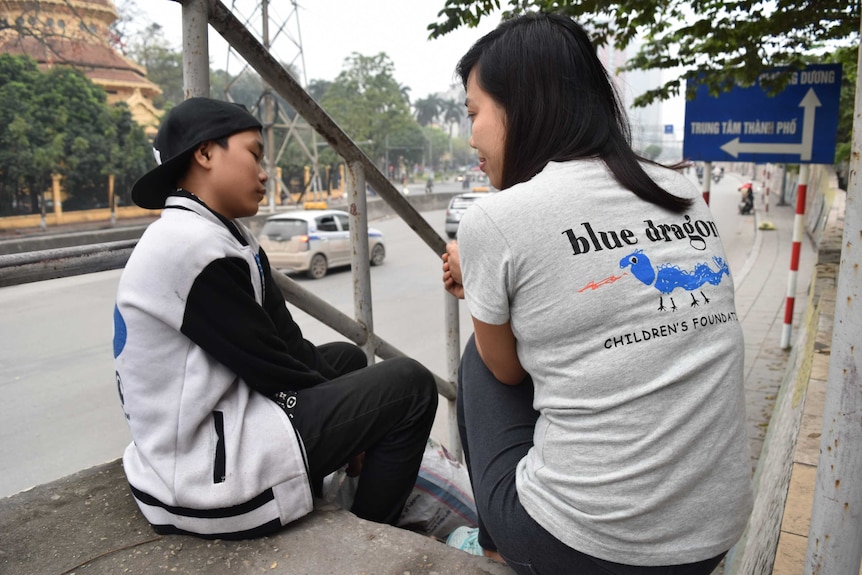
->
[258, 209, 385, 279]
[444, 192, 490, 239]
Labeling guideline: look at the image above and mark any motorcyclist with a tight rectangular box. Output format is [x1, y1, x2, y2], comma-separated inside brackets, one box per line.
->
[738, 182, 754, 214]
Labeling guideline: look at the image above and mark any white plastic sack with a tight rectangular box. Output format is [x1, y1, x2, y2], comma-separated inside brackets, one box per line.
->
[319, 438, 478, 539]
[397, 438, 478, 539]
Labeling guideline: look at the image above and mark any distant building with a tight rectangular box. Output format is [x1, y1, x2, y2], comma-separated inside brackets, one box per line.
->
[599, 40, 682, 163]
[0, 0, 162, 136]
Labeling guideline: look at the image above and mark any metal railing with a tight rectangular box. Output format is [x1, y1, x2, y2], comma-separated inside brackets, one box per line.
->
[0, 0, 462, 458]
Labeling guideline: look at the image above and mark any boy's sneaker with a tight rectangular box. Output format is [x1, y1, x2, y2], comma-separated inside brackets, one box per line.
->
[446, 526, 484, 556]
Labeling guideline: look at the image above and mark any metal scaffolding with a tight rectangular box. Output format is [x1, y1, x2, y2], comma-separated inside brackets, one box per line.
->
[221, 0, 322, 210]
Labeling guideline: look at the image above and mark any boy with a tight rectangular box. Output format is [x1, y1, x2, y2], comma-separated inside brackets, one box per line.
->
[113, 97, 437, 539]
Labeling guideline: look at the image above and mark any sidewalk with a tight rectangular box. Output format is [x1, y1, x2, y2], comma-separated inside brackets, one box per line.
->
[732, 197, 817, 472]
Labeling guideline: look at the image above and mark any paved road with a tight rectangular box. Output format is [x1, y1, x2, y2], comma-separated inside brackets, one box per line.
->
[0, 177, 759, 499]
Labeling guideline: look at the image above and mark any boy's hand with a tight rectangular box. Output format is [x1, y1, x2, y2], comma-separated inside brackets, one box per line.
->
[442, 241, 465, 299]
[346, 452, 365, 477]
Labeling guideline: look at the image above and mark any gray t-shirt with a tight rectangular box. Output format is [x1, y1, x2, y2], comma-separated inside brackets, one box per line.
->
[459, 159, 753, 566]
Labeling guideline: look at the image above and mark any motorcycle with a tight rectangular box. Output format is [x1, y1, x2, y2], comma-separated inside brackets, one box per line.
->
[738, 183, 754, 215]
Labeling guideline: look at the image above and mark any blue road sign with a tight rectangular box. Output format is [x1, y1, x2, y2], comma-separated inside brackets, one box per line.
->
[683, 64, 842, 164]
[664, 124, 674, 135]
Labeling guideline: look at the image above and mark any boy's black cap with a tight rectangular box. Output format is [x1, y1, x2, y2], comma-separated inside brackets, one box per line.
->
[131, 97, 262, 209]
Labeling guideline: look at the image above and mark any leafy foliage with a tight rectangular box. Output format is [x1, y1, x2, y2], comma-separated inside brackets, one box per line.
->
[829, 46, 858, 164]
[827, 45, 858, 187]
[414, 95, 445, 126]
[428, 0, 860, 107]
[319, 53, 425, 168]
[125, 22, 184, 109]
[428, 0, 858, 173]
[0, 54, 150, 215]
[643, 144, 663, 161]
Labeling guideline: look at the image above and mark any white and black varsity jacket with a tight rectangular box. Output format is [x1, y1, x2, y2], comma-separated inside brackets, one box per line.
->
[113, 192, 339, 539]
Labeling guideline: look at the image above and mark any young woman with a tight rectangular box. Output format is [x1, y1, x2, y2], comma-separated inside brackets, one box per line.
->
[442, 13, 753, 574]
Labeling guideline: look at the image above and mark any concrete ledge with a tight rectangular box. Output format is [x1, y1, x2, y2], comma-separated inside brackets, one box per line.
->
[0, 225, 152, 256]
[0, 459, 512, 575]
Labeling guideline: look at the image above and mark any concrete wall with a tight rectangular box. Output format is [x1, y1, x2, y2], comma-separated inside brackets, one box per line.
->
[0, 205, 159, 233]
[0, 226, 151, 256]
[726, 167, 846, 574]
[0, 193, 458, 256]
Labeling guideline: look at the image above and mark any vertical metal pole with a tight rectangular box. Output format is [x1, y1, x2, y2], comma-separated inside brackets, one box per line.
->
[780, 163, 808, 350]
[289, 0, 322, 201]
[778, 164, 789, 206]
[445, 293, 462, 461]
[702, 161, 712, 205]
[346, 161, 374, 364]
[385, 134, 390, 181]
[180, 0, 210, 99]
[108, 174, 116, 226]
[261, 0, 276, 213]
[804, 28, 862, 573]
[40, 188, 47, 230]
[763, 164, 776, 214]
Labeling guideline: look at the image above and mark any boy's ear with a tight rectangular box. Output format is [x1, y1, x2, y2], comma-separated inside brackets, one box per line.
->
[191, 142, 212, 167]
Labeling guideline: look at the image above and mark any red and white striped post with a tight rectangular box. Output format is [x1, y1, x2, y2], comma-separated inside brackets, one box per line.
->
[780, 164, 809, 349]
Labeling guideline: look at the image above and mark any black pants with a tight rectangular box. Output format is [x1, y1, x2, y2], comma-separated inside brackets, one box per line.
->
[287, 342, 438, 525]
[458, 335, 725, 575]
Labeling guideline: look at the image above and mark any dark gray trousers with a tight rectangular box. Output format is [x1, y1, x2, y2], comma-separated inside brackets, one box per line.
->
[287, 342, 438, 525]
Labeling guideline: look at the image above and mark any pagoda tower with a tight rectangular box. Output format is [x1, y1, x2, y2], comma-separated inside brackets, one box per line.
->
[0, 0, 162, 135]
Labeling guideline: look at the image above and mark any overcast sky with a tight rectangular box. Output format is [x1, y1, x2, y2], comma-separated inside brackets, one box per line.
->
[131, 0, 502, 100]
[129, 1, 684, 133]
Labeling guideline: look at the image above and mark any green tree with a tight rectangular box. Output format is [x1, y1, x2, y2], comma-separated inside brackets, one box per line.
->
[109, 104, 154, 207]
[441, 98, 463, 128]
[307, 79, 332, 103]
[35, 66, 117, 209]
[829, 46, 859, 163]
[110, 0, 145, 56]
[125, 22, 184, 109]
[320, 52, 424, 170]
[828, 45, 857, 187]
[643, 144, 663, 161]
[429, 1, 859, 106]
[429, 1, 858, 175]
[424, 125, 452, 171]
[440, 98, 464, 170]
[414, 95, 444, 126]
[0, 54, 151, 215]
[0, 54, 45, 215]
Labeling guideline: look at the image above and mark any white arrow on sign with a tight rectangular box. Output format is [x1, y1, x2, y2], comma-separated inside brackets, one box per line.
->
[720, 88, 821, 161]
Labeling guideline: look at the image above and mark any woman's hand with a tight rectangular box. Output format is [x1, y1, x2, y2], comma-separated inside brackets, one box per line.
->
[442, 241, 465, 299]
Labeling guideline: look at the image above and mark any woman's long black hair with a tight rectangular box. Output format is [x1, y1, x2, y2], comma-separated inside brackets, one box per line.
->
[457, 12, 692, 213]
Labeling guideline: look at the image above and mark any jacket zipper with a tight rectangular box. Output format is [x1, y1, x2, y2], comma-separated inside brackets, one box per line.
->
[213, 410, 226, 484]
